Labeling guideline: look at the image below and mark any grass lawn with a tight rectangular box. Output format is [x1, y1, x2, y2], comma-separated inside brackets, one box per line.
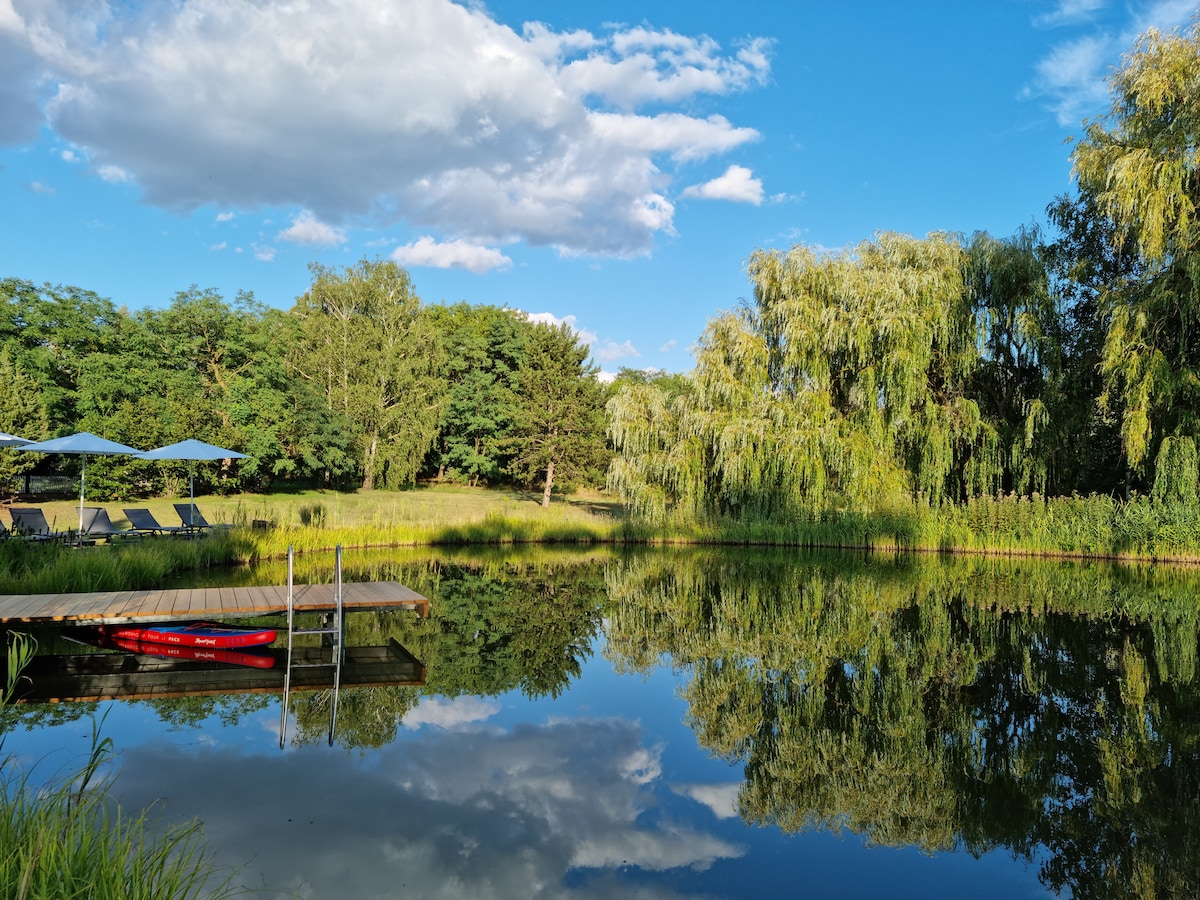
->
[4, 483, 627, 535]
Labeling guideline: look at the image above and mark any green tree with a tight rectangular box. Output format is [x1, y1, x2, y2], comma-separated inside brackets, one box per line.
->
[503, 322, 607, 506]
[0, 345, 49, 495]
[1041, 189, 1131, 496]
[609, 233, 999, 522]
[0, 278, 124, 433]
[425, 303, 531, 486]
[964, 228, 1057, 495]
[292, 259, 447, 490]
[1070, 20, 1200, 493]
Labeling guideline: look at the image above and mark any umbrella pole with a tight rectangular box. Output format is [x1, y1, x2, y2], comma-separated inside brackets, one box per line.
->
[78, 453, 86, 546]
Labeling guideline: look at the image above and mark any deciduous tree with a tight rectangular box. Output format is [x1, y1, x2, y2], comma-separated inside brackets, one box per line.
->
[292, 259, 447, 490]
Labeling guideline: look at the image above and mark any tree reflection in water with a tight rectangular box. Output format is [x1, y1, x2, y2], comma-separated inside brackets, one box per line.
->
[603, 549, 1200, 898]
[7, 545, 1200, 896]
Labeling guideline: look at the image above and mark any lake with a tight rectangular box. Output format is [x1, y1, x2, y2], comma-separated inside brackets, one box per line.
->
[4, 545, 1199, 898]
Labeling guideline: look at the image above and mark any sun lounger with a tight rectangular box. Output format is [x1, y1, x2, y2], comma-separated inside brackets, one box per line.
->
[123, 508, 190, 536]
[174, 503, 232, 532]
[9, 507, 71, 541]
[80, 507, 142, 542]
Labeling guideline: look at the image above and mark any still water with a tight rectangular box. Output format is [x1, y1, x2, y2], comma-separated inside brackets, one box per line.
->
[5, 545, 1200, 898]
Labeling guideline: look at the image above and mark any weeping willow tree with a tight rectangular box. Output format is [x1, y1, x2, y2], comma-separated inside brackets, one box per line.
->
[610, 232, 1003, 522]
[965, 228, 1058, 495]
[1071, 19, 1200, 498]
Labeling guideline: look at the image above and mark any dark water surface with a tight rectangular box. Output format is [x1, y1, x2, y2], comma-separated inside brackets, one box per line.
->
[6, 546, 1200, 898]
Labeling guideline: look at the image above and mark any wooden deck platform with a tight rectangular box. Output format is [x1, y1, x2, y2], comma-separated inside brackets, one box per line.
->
[0, 581, 429, 626]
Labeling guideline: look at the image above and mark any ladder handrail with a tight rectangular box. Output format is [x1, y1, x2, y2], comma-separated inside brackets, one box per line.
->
[279, 544, 345, 749]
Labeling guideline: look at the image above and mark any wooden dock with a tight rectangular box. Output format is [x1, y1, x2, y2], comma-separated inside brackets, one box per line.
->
[9, 639, 427, 704]
[0, 581, 429, 626]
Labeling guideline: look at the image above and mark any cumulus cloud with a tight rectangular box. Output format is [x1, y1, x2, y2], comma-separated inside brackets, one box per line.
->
[523, 311, 598, 345]
[0, 4, 43, 144]
[215, 210, 234, 222]
[277, 209, 346, 246]
[392, 236, 512, 273]
[680, 164, 763, 204]
[592, 339, 639, 363]
[96, 163, 131, 184]
[4, 0, 769, 258]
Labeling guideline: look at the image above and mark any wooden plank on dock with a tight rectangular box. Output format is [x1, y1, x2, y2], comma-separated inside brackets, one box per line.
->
[0, 580, 430, 626]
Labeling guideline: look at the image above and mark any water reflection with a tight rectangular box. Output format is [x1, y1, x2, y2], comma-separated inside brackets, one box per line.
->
[5, 547, 1200, 896]
[603, 549, 1200, 898]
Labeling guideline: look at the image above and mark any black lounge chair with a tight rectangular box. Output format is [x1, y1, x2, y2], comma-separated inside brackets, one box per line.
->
[174, 503, 232, 532]
[80, 507, 141, 542]
[9, 507, 70, 542]
[123, 508, 190, 536]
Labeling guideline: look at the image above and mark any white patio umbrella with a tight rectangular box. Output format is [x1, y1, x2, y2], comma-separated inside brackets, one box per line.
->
[0, 432, 32, 448]
[17, 431, 143, 538]
[139, 439, 247, 523]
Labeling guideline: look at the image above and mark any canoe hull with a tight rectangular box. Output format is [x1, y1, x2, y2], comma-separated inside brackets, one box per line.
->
[103, 621, 277, 649]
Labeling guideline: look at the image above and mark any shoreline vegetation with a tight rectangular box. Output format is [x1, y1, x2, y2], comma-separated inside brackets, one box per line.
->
[1, 633, 238, 899]
[6, 484, 1200, 594]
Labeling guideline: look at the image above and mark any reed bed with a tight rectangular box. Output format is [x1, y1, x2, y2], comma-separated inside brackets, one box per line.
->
[1, 635, 238, 900]
[7, 490, 1200, 595]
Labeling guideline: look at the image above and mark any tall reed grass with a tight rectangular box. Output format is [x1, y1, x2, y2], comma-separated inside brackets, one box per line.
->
[6, 491, 1200, 596]
[1, 634, 238, 899]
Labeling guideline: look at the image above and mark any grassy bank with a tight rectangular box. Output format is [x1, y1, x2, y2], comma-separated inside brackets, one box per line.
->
[7, 486, 1200, 594]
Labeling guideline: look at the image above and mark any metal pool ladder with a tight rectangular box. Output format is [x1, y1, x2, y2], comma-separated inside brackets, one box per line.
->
[279, 544, 344, 748]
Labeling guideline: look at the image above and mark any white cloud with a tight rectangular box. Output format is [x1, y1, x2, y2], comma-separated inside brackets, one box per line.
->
[27, 180, 54, 194]
[59, 148, 77, 163]
[1027, 2, 1197, 126]
[277, 209, 346, 246]
[1034, 0, 1108, 28]
[215, 211, 234, 222]
[209, 240, 226, 251]
[3, 0, 768, 258]
[522, 311, 597, 344]
[660, 338, 677, 353]
[561, 30, 772, 107]
[96, 163, 131, 183]
[392, 236, 512, 273]
[681, 164, 763, 204]
[402, 697, 501, 730]
[0, 6, 42, 144]
[253, 243, 275, 262]
[592, 339, 639, 363]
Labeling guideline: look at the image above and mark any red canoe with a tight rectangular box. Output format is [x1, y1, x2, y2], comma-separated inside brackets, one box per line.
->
[105, 634, 275, 668]
[101, 621, 277, 649]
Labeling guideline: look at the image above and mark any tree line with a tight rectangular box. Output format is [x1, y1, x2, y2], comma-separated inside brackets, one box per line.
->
[609, 20, 1200, 522]
[4, 21, 1197, 522]
[0, 259, 609, 505]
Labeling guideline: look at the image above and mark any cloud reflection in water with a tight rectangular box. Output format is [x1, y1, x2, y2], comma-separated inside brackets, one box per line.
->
[112, 715, 745, 898]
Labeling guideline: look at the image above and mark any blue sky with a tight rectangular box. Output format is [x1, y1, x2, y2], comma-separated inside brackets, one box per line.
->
[1, 0, 1196, 377]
